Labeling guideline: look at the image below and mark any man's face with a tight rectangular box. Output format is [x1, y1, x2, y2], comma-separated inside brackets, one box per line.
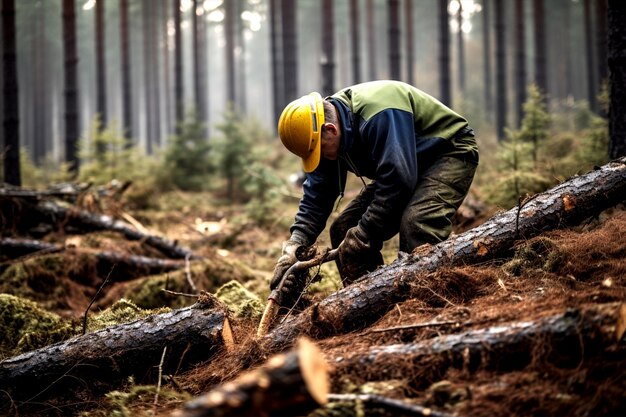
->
[320, 123, 341, 161]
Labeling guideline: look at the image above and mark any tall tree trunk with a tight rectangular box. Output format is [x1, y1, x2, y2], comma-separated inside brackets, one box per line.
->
[33, 1, 47, 163]
[350, 0, 361, 84]
[388, 0, 401, 81]
[584, 0, 598, 112]
[533, 0, 547, 95]
[282, 0, 298, 101]
[192, 0, 206, 125]
[404, 0, 414, 85]
[438, 0, 451, 106]
[224, 0, 236, 105]
[143, 0, 154, 154]
[270, 0, 283, 127]
[120, 0, 133, 144]
[95, 0, 107, 127]
[173, 0, 183, 131]
[608, 0, 626, 158]
[482, 0, 493, 122]
[162, 0, 172, 135]
[62, 0, 78, 174]
[596, 0, 608, 89]
[151, 1, 162, 147]
[236, 0, 247, 112]
[456, 0, 465, 93]
[514, 0, 526, 127]
[2, 0, 20, 185]
[321, 0, 335, 97]
[366, 0, 376, 81]
[494, 0, 507, 141]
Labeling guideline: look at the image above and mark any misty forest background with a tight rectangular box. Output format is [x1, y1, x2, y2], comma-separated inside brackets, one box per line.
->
[1, 0, 625, 214]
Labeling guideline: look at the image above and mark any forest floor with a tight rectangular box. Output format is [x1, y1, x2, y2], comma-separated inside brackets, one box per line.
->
[0, 182, 625, 417]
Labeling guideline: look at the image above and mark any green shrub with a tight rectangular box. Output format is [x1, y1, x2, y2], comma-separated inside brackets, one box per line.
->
[78, 118, 157, 186]
[157, 111, 212, 191]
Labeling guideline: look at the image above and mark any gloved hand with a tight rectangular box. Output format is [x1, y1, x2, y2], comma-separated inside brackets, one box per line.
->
[337, 225, 384, 285]
[270, 237, 315, 306]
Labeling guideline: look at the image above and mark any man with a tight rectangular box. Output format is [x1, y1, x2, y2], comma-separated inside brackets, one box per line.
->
[271, 80, 478, 304]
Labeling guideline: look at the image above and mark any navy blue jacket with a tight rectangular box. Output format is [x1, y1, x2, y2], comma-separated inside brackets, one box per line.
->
[291, 81, 478, 245]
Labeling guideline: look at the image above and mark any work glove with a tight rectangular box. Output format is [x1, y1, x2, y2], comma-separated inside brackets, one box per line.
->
[270, 237, 315, 306]
[337, 225, 384, 286]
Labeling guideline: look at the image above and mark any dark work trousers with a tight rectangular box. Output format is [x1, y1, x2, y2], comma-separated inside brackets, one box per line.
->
[329, 155, 477, 283]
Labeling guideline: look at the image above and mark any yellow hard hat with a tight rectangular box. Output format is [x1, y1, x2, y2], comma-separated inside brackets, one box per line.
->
[278, 92, 325, 173]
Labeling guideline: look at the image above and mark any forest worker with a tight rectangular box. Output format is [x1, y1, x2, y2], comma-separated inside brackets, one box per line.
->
[270, 80, 479, 305]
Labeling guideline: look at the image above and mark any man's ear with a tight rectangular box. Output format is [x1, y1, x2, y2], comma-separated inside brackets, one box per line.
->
[323, 123, 338, 135]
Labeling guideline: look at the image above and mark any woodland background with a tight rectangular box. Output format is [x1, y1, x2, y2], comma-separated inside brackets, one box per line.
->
[0, 1, 625, 416]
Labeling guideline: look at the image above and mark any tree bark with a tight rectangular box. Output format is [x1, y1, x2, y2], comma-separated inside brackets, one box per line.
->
[63, 0, 79, 173]
[438, 0, 451, 107]
[0, 238, 185, 278]
[332, 303, 623, 384]
[404, 0, 414, 85]
[1, 198, 196, 259]
[0, 301, 233, 402]
[608, 0, 626, 158]
[494, 0, 507, 141]
[584, 0, 598, 112]
[175, 338, 328, 417]
[261, 158, 626, 350]
[2, 0, 21, 186]
[95, 0, 107, 127]
[514, 0, 526, 128]
[482, 0, 493, 122]
[388, 0, 401, 81]
[174, 0, 183, 130]
[321, 0, 335, 97]
[533, 0, 547, 95]
[350, 0, 361, 84]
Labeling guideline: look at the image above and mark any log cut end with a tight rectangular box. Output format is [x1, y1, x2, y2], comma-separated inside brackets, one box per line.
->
[297, 337, 329, 406]
[174, 337, 329, 417]
[222, 317, 234, 351]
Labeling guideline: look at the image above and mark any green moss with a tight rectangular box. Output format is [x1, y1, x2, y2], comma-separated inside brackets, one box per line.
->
[125, 257, 260, 310]
[503, 237, 563, 276]
[0, 294, 75, 359]
[215, 280, 263, 319]
[87, 299, 170, 333]
[99, 381, 191, 417]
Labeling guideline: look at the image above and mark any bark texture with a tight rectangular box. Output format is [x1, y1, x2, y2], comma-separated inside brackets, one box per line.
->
[0, 302, 232, 401]
[0, 238, 185, 278]
[175, 338, 328, 417]
[261, 159, 626, 351]
[0, 198, 195, 259]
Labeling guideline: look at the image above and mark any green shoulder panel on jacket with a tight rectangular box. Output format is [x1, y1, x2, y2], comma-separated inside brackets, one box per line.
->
[332, 80, 469, 141]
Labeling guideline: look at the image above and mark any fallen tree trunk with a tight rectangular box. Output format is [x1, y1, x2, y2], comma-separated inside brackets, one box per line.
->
[0, 298, 233, 403]
[331, 303, 625, 387]
[175, 338, 328, 417]
[0, 237, 185, 279]
[0, 197, 196, 259]
[262, 158, 626, 350]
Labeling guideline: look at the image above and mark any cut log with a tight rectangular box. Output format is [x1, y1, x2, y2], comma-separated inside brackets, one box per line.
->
[261, 158, 626, 350]
[0, 197, 196, 259]
[174, 338, 328, 417]
[331, 303, 623, 386]
[0, 299, 233, 403]
[0, 237, 185, 279]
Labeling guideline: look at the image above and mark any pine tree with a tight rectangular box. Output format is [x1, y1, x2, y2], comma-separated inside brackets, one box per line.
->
[519, 84, 550, 166]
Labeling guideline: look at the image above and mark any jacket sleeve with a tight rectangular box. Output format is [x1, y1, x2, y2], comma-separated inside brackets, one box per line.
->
[358, 108, 418, 243]
[290, 158, 344, 245]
